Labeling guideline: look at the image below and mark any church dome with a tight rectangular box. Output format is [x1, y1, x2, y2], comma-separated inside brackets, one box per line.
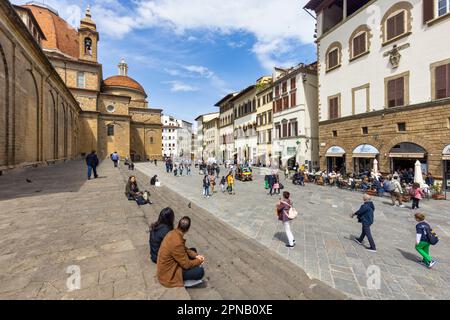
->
[102, 58, 147, 97]
[102, 75, 146, 95]
[23, 3, 79, 59]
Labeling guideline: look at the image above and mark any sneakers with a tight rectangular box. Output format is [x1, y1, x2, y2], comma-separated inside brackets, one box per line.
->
[366, 248, 377, 253]
[428, 260, 437, 269]
[354, 238, 363, 245]
[399, 205, 405, 208]
[184, 280, 203, 288]
[286, 243, 295, 248]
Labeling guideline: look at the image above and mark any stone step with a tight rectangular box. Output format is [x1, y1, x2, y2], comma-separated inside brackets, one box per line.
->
[126, 168, 346, 300]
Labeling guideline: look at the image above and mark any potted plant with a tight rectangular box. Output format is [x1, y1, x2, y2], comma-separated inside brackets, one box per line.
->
[431, 182, 445, 200]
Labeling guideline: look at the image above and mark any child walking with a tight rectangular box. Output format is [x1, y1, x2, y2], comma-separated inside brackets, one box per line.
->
[414, 213, 437, 269]
[410, 183, 424, 210]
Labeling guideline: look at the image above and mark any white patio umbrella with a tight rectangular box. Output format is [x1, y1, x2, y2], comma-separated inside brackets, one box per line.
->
[414, 160, 425, 186]
[373, 159, 379, 175]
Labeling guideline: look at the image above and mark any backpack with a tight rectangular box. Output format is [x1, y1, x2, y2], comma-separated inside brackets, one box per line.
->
[426, 225, 439, 245]
[281, 201, 298, 220]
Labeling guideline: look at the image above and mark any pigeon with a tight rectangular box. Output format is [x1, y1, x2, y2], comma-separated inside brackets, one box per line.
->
[188, 202, 192, 209]
[26, 179, 32, 183]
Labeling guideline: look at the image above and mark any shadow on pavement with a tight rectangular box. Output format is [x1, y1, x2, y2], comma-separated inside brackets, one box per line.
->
[0, 160, 91, 201]
[397, 248, 420, 263]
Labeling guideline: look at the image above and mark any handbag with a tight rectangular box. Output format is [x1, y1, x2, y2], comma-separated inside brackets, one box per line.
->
[273, 183, 280, 189]
[280, 201, 298, 220]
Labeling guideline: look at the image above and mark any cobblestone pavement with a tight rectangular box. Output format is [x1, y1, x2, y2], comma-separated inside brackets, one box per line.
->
[123, 168, 346, 300]
[0, 161, 189, 300]
[136, 163, 450, 300]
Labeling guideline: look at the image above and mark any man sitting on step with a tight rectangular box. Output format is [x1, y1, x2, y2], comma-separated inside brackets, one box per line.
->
[157, 216, 205, 288]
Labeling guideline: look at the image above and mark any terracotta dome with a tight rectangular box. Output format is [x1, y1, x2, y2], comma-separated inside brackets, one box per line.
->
[23, 4, 79, 59]
[102, 75, 146, 95]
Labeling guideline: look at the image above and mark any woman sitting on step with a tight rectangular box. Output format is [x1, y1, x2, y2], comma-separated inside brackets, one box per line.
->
[149, 208, 175, 263]
[125, 176, 152, 205]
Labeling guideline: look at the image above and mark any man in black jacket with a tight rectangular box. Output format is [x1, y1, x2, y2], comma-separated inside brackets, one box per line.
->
[351, 194, 376, 252]
[86, 150, 99, 180]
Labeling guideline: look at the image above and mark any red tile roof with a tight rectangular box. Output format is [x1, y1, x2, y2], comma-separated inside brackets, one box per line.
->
[102, 75, 146, 95]
[23, 4, 79, 59]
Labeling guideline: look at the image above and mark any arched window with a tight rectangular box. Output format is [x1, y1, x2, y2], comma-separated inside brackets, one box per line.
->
[381, 2, 413, 45]
[84, 37, 92, 55]
[349, 25, 371, 61]
[107, 124, 114, 136]
[325, 42, 342, 72]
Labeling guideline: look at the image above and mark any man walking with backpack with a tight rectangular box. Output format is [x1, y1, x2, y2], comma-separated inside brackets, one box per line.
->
[415, 213, 438, 269]
[352, 194, 376, 253]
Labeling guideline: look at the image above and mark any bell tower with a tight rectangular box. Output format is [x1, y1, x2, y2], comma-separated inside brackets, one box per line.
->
[79, 5, 99, 62]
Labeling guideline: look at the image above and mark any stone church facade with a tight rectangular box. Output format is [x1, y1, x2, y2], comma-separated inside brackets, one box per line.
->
[0, 1, 162, 172]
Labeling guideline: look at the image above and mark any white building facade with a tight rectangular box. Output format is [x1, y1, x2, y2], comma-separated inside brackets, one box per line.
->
[232, 85, 259, 165]
[304, 0, 450, 186]
[272, 64, 319, 170]
[161, 115, 181, 158]
[177, 120, 193, 161]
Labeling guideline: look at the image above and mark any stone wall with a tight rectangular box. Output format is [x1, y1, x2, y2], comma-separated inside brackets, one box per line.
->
[97, 116, 130, 159]
[0, 1, 80, 170]
[319, 100, 450, 178]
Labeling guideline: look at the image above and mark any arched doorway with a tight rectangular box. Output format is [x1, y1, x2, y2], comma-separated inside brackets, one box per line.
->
[18, 70, 39, 163]
[389, 142, 427, 173]
[352, 144, 380, 174]
[443, 144, 450, 191]
[0, 44, 8, 166]
[325, 146, 346, 173]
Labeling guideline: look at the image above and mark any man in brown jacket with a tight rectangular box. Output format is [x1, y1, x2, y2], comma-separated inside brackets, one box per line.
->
[157, 216, 205, 288]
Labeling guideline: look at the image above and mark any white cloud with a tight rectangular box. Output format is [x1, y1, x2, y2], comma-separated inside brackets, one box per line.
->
[164, 80, 199, 92]
[14, 0, 315, 70]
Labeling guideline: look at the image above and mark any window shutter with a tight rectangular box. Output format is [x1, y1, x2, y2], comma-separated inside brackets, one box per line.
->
[387, 79, 396, 107]
[423, 0, 435, 23]
[436, 64, 447, 99]
[447, 63, 450, 98]
[396, 12, 405, 36]
[353, 37, 359, 57]
[387, 17, 395, 40]
[360, 33, 366, 53]
[396, 77, 404, 106]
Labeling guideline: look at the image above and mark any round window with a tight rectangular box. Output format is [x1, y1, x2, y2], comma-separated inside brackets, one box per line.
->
[106, 105, 115, 113]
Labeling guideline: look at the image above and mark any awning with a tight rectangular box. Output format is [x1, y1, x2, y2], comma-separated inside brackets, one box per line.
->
[281, 156, 295, 161]
[325, 146, 345, 157]
[443, 145, 450, 160]
[352, 144, 379, 158]
[389, 153, 425, 158]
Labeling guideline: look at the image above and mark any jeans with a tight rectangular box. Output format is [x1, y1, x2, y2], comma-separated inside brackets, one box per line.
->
[358, 225, 376, 250]
[283, 221, 295, 246]
[87, 165, 98, 179]
[113, 160, 118, 167]
[203, 186, 210, 197]
[182, 247, 205, 281]
[183, 266, 205, 281]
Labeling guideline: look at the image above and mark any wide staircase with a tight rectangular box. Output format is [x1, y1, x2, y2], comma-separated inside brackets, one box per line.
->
[121, 167, 347, 300]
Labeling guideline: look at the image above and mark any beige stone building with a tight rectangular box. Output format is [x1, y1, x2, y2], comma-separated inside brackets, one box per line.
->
[0, 1, 162, 171]
[304, 0, 450, 188]
[1, 1, 80, 171]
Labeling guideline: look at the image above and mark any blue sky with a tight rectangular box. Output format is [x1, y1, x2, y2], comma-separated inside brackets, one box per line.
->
[13, 0, 316, 123]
